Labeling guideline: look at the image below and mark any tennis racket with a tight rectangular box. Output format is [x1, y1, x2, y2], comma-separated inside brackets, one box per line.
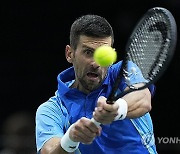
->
[91, 7, 177, 126]
[107, 7, 177, 103]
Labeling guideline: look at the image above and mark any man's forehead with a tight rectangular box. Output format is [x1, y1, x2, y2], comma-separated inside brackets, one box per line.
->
[78, 35, 112, 48]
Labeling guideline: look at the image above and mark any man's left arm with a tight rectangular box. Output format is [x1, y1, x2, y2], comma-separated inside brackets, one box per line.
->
[122, 83, 152, 119]
[93, 83, 152, 124]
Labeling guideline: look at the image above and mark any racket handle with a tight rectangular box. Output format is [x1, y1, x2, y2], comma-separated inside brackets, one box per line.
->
[91, 118, 101, 127]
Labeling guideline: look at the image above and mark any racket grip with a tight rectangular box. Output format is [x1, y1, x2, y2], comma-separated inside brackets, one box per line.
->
[91, 118, 101, 127]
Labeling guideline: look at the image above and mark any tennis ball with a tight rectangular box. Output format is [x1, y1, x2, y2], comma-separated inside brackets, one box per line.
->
[93, 45, 117, 67]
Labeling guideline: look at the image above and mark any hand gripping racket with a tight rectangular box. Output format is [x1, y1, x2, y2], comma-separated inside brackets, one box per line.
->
[91, 7, 177, 126]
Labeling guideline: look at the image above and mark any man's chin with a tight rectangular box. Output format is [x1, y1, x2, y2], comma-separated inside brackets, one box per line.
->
[81, 78, 101, 92]
[85, 83, 100, 92]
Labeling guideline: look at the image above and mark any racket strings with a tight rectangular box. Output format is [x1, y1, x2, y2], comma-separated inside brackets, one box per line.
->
[126, 10, 172, 81]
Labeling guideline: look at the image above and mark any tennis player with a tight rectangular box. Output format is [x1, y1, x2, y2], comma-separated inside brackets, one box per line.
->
[35, 14, 157, 154]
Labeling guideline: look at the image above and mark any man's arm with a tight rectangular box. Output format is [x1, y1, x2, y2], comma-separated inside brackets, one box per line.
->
[40, 117, 101, 154]
[41, 137, 67, 154]
[93, 83, 152, 124]
[122, 85, 152, 118]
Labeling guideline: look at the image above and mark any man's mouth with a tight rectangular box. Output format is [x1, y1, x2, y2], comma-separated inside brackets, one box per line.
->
[87, 72, 99, 79]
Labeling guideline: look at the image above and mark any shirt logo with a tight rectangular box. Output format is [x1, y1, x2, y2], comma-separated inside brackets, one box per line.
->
[141, 132, 155, 148]
[69, 146, 77, 149]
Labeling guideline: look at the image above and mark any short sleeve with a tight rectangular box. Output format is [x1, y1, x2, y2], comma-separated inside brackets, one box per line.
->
[109, 61, 156, 97]
[126, 61, 156, 96]
[35, 99, 68, 153]
[125, 61, 148, 85]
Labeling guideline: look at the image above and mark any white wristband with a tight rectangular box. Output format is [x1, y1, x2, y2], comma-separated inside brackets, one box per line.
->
[60, 124, 79, 153]
[114, 98, 128, 121]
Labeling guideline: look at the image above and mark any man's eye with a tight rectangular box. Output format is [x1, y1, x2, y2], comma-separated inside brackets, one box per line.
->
[84, 49, 93, 55]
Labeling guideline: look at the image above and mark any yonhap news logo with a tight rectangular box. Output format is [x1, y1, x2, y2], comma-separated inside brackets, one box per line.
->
[157, 137, 180, 144]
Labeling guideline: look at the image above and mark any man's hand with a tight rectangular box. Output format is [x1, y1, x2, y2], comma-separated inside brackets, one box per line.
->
[93, 96, 119, 125]
[69, 117, 102, 144]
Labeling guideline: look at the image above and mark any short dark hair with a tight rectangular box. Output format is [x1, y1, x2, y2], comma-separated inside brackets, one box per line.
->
[70, 14, 114, 50]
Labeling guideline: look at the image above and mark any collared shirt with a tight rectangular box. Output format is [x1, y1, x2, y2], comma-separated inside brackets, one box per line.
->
[36, 61, 157, 154]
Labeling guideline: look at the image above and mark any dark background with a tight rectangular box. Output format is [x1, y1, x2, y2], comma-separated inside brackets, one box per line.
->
[1, 0, 180, 153]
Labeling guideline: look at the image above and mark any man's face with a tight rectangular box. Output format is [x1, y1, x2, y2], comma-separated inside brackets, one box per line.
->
[66, 35, 112, 94]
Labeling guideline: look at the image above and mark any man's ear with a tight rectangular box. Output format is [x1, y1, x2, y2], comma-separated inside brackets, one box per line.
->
[65, 45, 74, 63]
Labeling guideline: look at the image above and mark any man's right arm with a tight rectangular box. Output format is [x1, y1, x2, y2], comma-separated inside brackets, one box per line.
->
[41, 137, 68, 154]
[40, 117, 101, 154]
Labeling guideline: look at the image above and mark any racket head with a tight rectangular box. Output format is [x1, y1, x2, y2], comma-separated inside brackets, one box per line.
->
[110, 7, 177, 101]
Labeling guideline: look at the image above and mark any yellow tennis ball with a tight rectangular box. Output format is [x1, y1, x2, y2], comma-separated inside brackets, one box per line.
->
[94, 45, 117, 67]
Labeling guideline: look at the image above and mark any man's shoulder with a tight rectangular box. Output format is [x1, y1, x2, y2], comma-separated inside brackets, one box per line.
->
[36, 95, 62, 114]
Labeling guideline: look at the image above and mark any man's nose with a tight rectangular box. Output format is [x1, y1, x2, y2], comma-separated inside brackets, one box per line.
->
[91, 61, 100, 69]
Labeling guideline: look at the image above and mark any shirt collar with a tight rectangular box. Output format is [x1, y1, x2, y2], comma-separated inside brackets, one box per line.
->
[57, 66, 109, 97]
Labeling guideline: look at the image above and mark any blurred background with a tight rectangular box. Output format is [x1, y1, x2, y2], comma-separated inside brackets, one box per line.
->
[1, 0, 180, 153]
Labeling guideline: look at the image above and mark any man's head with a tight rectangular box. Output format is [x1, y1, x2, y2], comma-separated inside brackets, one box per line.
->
[65, 15, 114, 94]
[70, 14, 114, 50]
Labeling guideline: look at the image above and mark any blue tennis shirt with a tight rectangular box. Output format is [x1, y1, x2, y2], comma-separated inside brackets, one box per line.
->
[36, 61, 157, 154]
